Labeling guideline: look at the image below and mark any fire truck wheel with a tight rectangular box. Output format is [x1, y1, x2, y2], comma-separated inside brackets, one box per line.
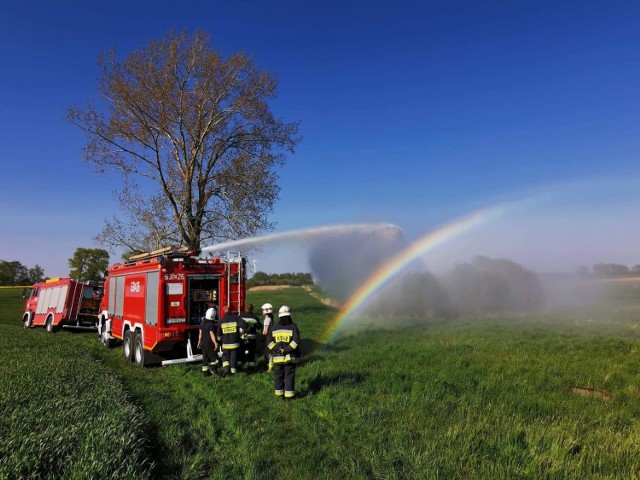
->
[123, 330, 134, 361]
[23, 313, 32, 328]
[133, 332, 147, 367]
[45, 316, 55, 333]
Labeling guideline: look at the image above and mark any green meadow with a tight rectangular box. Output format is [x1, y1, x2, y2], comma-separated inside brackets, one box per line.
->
[2, 283, 640, 479]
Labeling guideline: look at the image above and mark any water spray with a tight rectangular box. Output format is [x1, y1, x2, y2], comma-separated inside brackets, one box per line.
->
[200, 222, 403, 253]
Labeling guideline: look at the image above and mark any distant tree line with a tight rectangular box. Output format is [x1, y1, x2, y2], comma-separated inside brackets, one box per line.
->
[247, 271, 313, 288]
[0, 260, 45, 286]
[577, 263, 640, 277]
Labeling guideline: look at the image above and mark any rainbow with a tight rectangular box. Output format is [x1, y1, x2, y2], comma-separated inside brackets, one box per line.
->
[320, 204, 507, 346]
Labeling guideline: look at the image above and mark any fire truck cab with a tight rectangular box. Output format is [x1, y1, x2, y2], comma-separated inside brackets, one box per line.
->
[97, 247, 246, 367]
[22, 277, 101, 332]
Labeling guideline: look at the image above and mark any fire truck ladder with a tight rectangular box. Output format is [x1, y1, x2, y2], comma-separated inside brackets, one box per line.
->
[226, 252, 243, 313]
[127, 246, 191, 264]
[161, 330, 202, 366]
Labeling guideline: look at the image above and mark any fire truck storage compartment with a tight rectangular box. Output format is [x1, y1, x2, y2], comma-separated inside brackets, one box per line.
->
[187, 275, 218, 325]
[145, 271, 160, 326]
[36, 285, 67, 314]
[108, 272, 160, 325]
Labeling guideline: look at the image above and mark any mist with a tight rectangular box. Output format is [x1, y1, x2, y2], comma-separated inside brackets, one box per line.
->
[308, 229, 402, 301]
[305, 178, 640, 319]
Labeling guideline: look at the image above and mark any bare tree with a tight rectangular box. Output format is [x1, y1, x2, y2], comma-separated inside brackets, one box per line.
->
[68, 30, 300, 254]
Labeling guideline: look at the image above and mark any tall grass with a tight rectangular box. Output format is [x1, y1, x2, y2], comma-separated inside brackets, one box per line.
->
[0, 289, 154, 479]
[3, 285, 640, 478]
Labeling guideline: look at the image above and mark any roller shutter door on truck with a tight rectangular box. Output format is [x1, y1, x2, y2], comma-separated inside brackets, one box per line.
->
[108, 276, 126, 318]
[55, 286, 68, 313]
[145, 271, 159, 325]
[39, 288, 52, 314]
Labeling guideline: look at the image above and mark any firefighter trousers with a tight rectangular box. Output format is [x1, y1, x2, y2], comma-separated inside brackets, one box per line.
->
[243, 339, 258, 367]
[222, 348, 239, 373]
[274, 363, 296, 398]
[201, 340, 217, 372]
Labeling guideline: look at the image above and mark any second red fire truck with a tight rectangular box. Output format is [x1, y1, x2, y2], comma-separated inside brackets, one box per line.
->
[97, 247, 246, 366]
[22, 277, 102, 332]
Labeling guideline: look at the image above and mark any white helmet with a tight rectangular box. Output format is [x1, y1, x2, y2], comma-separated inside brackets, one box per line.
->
[261, 303, 273, 312]
[278, 305, 291, 317]
[205, 304, 217, 320]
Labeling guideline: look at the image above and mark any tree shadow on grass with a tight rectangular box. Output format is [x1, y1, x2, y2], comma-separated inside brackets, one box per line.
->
[298, 372, 367, 398]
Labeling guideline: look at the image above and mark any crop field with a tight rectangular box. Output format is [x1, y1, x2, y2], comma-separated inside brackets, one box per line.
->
[2, 283, 640, 479]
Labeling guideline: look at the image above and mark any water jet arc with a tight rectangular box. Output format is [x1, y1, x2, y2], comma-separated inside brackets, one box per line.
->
[200, 223, 403, 253]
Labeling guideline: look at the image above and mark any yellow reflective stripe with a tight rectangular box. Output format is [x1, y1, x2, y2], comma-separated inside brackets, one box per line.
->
[289, 341, 298, 349]
[222, 343, 239, 349]
[284, 391, 295, 398]
[272, 329, 291, 335]
[273, 354, 299, 364]
[267, 342, 276, 350]
[275, 390, 284, 396]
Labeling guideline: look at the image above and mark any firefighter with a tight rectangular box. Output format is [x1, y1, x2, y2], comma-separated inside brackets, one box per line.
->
[217, 306, 248, 376]
[210, 301, 224, 372]
[261, 303, 275, 371]
[266, 305, 301, 399]
[241, 303, 262, 371]
[198, 302, 219, 376]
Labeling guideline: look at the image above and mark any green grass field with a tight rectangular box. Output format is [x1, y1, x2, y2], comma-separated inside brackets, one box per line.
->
[2, 283, 640, 479]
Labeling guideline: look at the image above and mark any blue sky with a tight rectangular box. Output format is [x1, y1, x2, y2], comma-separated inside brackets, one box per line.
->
[1, 1, 640, 276]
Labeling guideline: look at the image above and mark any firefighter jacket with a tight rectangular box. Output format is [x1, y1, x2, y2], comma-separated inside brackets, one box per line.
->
[217, 313, 247, 350]
[200, 318, 217, 346]
[267, 319, 301, 364]
[241, 312, 262, 340]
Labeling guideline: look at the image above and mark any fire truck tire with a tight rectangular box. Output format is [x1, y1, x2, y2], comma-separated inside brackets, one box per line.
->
[123, 330, 134, 361]
[133, 331, 147, 367]
[45, 316, 56, 333]
[23, 313, 33, 328]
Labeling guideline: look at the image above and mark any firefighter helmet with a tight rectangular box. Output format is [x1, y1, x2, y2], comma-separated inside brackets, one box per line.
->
[205, 304, 217, 320]
[261, 303, 273, 312]
[278, 305, 291, 317]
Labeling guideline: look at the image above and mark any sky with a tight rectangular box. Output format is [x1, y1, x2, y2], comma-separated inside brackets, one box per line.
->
[1, 0, 640, 277]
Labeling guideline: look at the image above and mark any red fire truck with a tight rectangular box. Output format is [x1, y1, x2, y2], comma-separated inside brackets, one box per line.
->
[22, 277, 102, 332]
[97, 247, 246, 367]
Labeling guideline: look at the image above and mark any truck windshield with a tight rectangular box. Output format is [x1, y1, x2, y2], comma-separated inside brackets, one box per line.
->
[84, 288, 103, 299]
